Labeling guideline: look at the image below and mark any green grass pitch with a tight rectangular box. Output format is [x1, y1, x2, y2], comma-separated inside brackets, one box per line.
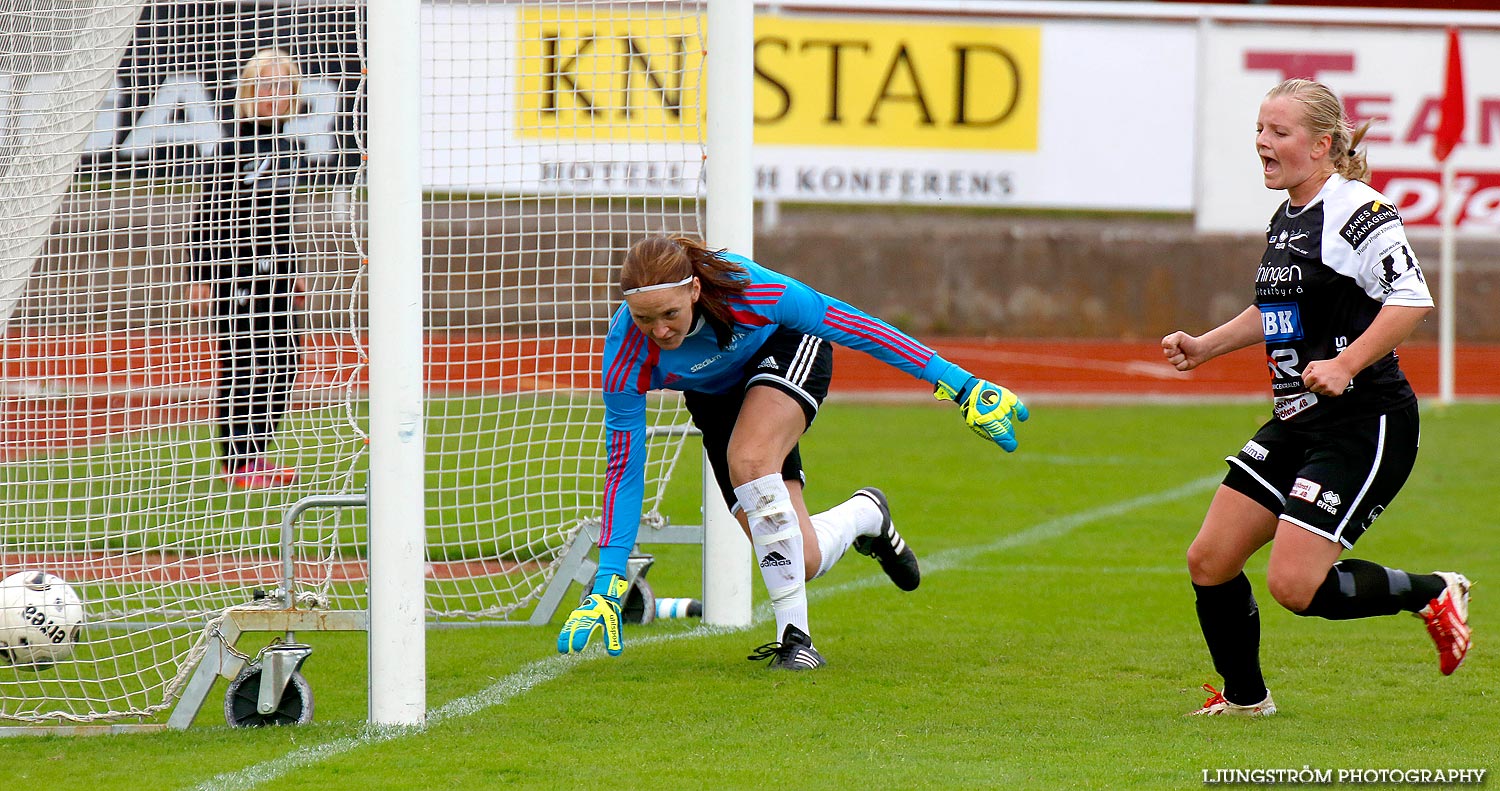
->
[11, 401, 1499, 789]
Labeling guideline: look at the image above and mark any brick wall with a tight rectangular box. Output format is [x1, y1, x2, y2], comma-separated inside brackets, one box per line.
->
[754, 207, 1499, 342]
[13, 196, 1496, 342]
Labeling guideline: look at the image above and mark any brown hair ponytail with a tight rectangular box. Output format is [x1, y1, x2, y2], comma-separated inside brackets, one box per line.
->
[620, 235, 749, 328]
[1264, 78, 1371, 183]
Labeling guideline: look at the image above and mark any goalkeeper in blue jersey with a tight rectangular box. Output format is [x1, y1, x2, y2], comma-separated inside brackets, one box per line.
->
[557, 234, 1027, 669]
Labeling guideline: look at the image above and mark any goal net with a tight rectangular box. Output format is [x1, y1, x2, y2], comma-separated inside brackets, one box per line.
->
[0, 0, 703, 725]
[420, 1, 702, 621]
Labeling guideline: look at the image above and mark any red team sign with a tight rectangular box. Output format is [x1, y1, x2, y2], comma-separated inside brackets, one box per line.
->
[1196, 26, 1499, 235]
[1371, 170, 1500, 228]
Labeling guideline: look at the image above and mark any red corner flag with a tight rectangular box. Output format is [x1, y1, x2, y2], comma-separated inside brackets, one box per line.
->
[1434, 27, 1465, 163]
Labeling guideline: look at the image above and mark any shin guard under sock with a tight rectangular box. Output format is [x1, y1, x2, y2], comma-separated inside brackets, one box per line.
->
[734, 473, 808, 640]
[1300, 559, 1447, 620]
[1193, 573, 1267, 706]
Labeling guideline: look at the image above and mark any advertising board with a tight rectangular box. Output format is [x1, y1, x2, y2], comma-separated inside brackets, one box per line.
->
[421, 5, 1197, 211]
[1196, 24, 1500, 233]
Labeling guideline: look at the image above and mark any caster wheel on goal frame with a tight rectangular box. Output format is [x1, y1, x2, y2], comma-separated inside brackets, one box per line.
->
[224, 666, 315, 727]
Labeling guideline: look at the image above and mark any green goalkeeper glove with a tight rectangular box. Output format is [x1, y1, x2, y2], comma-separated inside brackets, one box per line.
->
[557, 574, 629, 656]
[935, 376, 1029, 452]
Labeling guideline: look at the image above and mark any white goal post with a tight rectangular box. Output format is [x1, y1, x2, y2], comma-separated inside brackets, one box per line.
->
[0, 0, 748, 731]
[701, 0, 754, 626]
[368, 0, 426, 729]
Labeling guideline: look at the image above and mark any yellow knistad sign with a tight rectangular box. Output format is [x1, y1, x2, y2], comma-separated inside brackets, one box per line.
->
[515, 10, 704, 142]
[754, 16, 1039, 151]
[516, 11, 1039, 152]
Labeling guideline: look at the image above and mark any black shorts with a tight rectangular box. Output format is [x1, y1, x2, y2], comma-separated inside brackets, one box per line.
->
[683, 326, 834, 513]
[1222, 404, 1420, 548]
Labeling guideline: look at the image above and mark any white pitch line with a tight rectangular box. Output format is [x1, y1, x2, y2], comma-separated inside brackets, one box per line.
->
[960, 563, 1186, 576]
[185, 473, 1219, 791]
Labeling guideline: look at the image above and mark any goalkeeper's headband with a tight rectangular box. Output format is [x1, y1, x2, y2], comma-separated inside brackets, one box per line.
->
[622, 275, 694, 295]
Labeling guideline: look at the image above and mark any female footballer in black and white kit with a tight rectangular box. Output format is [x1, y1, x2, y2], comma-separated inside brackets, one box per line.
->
[1162, 79, 1472, 716]
[189, 48, 307, 490]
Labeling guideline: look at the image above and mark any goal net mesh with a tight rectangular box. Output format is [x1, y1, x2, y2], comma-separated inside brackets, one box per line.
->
[0, 0, 700, 724]
[420, 1, 702, 622]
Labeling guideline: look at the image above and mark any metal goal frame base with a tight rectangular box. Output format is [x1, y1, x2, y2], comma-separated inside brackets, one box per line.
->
[0, 494, 368, 737]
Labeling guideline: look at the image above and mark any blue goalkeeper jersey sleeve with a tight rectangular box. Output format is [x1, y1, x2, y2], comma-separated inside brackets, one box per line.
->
[594, 255, 972, 582]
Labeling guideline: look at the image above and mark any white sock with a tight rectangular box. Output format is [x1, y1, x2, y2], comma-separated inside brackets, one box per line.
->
[849, 492, 885, 538]
[809, 515, 845, 580]
[810, 492, 886, 579]
[733, 473, 807, 640]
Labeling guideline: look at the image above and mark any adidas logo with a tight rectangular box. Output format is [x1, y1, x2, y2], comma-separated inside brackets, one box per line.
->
[788, 651, 822, 669]
[759, 551, 791, 568]
[757, 356, 779, 370]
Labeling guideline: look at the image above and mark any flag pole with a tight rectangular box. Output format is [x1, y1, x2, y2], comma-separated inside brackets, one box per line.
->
[1438, 157, 1456, 406]
[1432, 26, 1464, 407]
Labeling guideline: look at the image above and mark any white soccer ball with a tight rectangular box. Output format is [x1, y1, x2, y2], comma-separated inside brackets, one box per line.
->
[0, 571, 86, 668]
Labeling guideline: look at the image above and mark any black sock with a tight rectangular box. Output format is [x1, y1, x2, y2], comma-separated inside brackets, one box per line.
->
[1299, 559, 1447, 620]
[1193, 573, 1267, 706]
[1404, 572, 1449, 611]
